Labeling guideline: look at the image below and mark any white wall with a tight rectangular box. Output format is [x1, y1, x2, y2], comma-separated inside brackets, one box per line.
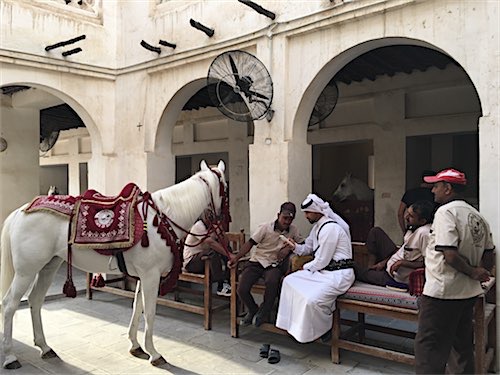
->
[0, 107, 39, 222]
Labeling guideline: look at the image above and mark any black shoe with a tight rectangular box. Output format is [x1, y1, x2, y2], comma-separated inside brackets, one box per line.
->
[254, 311, 269, 327]
[320, 330, 332, 343]
[240, 311, 256, 327]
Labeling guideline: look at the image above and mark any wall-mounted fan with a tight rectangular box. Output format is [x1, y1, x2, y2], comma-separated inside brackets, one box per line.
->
[308, 79, 339, 127]
[40, 130, 59, 152]
[207, 50, 273, 122]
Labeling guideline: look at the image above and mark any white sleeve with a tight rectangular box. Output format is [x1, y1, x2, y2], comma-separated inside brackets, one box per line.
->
[303, 225, 340, 272]
[293, 232, 315, 256]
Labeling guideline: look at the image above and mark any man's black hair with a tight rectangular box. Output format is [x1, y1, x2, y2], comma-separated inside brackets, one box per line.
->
[410, 200, 435, 223]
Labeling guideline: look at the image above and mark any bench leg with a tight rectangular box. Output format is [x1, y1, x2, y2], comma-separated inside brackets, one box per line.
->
[331, 308, 341, 363]
[230, 266, 239, 338]
[86, 272, 93, 299]
[358, 312, 366, 342]
[474, 296, 485, 374]
[203, 260, 212, 330]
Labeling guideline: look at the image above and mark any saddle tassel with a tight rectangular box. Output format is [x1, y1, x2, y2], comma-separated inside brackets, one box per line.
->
[91, 274, 106, 288]
[140, 193, 151, 247]
[141, 220, 149, 247]
[63, 245, 77, 298]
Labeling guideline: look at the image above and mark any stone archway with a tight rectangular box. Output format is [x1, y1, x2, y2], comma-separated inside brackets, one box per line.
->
[292, 38, 482, 240]
[0, 83, 102, 224]
[148, 78, 252, 232]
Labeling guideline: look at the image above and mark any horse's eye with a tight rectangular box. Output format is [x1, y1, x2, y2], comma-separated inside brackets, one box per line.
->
[340, 184, 345, 188]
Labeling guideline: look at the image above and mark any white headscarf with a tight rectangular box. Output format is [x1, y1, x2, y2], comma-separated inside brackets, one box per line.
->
[301, 193, 351, 239]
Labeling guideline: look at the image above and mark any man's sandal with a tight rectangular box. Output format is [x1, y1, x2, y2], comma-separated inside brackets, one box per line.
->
[267, 349, 280, 364]
[259, 344, 270, 358]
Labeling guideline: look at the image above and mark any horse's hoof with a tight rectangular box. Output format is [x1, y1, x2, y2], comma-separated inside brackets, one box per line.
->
[129, 347, 148, 360]
[151, 356, 168, 367]
[4, 360, 22, 370]
[41, 349, 59, 359]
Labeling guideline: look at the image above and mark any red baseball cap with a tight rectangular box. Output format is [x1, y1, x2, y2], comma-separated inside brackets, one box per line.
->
[423, 168, 467, 185]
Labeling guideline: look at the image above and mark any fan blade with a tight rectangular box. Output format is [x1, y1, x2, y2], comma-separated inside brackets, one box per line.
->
[247, 89, 269, 101]
[228, 55, 241, 84]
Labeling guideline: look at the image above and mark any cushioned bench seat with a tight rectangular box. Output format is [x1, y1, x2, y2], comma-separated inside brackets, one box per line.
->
[333, 279, 496, 374]
[339, 281, 419, 310]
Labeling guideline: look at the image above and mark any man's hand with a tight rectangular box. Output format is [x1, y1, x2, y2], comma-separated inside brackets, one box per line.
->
[227, 257, 239, 269]
[278, 246, 290, 262]
[470, 267, 490, 282]
[389, 260, 403, 275]
[369, 261, 386, 271]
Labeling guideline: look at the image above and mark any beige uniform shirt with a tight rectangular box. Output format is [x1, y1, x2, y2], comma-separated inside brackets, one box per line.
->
[250, 221, 304, 268]
[183, 220, 211, 270]
[386, 224, 430, 283]
[423, 200, 495, 299]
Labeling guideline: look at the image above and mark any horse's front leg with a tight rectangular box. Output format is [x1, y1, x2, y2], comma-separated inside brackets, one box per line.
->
[139, 272, 167, 366]
[28, 257, 64, 360]
[128, 280, 148, 359]
[2, 274, 37, 369]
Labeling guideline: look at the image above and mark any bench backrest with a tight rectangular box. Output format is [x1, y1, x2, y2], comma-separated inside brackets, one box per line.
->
[226, 230, 245, 254]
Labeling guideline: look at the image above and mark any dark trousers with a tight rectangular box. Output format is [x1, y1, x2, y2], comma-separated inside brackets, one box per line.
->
[366, 226, 398, 262]
[414, 295, 476, 374]
[237, 258, 289, 317]
[185, 252, 228, 283]
[354, 227, 397, 286]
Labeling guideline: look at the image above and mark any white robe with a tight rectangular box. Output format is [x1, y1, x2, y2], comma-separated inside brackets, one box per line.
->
[276, 216, 355, 343]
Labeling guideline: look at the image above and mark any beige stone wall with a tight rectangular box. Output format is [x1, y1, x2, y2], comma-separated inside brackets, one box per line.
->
[1, 0, 498, 244]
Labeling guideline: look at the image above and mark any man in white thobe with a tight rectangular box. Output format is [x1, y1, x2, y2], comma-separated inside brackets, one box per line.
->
[276, 193, 355, 343]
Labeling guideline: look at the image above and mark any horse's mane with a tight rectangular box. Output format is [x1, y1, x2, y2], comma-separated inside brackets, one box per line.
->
[151, 169, 216, 225]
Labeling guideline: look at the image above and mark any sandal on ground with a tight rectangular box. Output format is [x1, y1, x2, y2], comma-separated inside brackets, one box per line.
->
[259, 344, 270, 358]
[267, 349, 280, 364]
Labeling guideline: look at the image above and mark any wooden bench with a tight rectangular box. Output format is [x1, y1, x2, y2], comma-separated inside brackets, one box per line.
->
[230, 242, 496, 373]
[87, 230, 245, 330]
[332, 279, 496, 374]
[230, 242, 369, 338]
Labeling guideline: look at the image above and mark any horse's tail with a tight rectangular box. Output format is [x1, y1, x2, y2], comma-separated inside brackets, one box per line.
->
[1, 210, 16, 304]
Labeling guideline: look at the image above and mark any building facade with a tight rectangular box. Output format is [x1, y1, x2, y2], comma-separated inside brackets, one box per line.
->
[1, 1, 498, 265]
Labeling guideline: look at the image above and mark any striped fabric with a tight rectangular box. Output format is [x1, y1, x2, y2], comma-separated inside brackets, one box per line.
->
[339, 281, 419, 310]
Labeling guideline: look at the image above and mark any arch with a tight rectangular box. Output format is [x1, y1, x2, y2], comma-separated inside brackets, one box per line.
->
[151, 78, 207, 155]
[0, 82, 103, 156]
[145, 77, 209, 191]
[290, 37, 483, 241]
[292, 37, 482, 141]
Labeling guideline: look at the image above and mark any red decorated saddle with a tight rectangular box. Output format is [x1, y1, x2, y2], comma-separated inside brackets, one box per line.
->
[69, 183, 143, 250]
[24, 183, 183, 297]
[25, 183, 143, 250]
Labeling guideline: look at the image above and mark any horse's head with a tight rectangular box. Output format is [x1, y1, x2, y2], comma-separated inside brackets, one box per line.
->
[47, 185, 59, 196]
[332, 174, 373, 202]
[199, 160, 230, 227]
[332, 174, 353, 202]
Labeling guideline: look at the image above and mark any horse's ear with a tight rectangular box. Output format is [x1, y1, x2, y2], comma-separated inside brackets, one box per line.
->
[217, 160, 226, 174]
[346, 172, 352, 178]
[200, 160, 209, 171]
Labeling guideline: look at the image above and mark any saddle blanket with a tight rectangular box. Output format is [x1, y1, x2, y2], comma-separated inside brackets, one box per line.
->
[24, 195, 77, 217]
[70, 183, 142, 249]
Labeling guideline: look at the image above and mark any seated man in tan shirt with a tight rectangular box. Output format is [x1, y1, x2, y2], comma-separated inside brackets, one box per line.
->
[228, 202, 304, 327]
[183, 209, 232, 296]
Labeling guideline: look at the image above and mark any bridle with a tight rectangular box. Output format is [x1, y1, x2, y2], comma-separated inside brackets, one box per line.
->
[140, 167, 231, 255]
[184, 168, 232, 257]
[133, 167, 231, 294]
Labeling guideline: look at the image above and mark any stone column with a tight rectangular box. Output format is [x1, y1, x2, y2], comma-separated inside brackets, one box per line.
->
[372, 91, 406, 241]
[0, 108, 40, 224]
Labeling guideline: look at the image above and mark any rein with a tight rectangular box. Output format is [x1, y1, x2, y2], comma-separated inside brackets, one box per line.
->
[138, 167, 231, 292]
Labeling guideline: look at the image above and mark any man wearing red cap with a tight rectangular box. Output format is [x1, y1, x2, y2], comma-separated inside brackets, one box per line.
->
[414, 168, 495, 374]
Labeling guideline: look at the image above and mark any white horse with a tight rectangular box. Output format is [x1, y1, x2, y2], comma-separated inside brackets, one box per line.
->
[47, 186, 59, 196]
[0, 160, 227, 370]
[332, 174, 374, 201]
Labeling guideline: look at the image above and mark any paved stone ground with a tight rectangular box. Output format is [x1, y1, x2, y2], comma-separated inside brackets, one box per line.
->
[2, 267, 415, 375]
